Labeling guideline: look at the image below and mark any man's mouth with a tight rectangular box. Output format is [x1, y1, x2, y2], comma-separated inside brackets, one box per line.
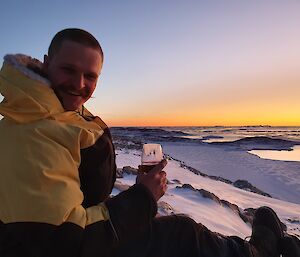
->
[55, 87, 90, 99]
[65, 90, 82, 97]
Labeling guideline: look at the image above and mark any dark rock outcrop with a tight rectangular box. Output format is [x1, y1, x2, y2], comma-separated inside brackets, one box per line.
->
[233, 180, 272, 198]
[180, 183, 196, 191]
[122, 166, 138, 175]
[198, 189, 221, 204]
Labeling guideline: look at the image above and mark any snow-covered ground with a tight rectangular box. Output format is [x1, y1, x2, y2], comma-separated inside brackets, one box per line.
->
[162, 142, 300, 204]
[114, 148, 300, 239]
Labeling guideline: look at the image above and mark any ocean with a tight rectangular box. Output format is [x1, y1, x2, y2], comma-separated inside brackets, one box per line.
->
[161, 126, 300, 143]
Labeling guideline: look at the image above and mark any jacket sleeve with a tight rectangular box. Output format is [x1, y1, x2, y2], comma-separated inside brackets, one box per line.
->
[79, 120, 157, 243]
[79, 126, 117, 207]
[81, 184, 157, 257]
[105, 183, 157, 240]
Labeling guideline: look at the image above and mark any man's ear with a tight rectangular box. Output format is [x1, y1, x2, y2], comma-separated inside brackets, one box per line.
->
[42, 55, 49, 74]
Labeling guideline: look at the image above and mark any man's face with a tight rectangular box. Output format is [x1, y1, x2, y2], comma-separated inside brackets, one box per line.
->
[43, 40, 103, 111]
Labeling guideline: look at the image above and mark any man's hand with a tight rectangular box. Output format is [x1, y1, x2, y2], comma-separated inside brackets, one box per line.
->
[136, 159, 168, 202]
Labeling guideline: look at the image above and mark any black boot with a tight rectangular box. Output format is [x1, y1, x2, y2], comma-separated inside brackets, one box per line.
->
[280, 234, 300, 257]
[249, 206, 284, 257]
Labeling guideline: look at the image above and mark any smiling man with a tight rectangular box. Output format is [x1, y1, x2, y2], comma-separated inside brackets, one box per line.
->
[0, 28, 298, 257]
[0, 28, 167, 257]
[44, 38, 102, 111]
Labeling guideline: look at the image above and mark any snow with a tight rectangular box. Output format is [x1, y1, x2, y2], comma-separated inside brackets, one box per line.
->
[115, 148, 300, 239]
[161, 142, 300, 204]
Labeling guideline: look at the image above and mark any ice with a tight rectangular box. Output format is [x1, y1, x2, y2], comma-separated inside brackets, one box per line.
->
[249, 145, 300, 162]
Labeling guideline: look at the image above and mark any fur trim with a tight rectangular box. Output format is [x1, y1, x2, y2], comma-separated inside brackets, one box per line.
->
[4, 54, 50, 86]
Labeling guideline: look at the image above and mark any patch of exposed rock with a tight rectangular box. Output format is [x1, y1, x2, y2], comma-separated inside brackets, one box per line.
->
[169, 179, 182, 185]
[180, 183, 195, 191]
[122, 166, 139, 176]
[116, 168, 123, 178]
[233, 180, 272, 198]
[287, 218, 300, 224]
[176, 184, 287, 230]
[176, 184, 252, 224]
[157, 201, 175, 216]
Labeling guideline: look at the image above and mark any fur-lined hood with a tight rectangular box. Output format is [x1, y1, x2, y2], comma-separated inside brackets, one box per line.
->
[0, 54, 64, 123]
[3, 54, 50, 86]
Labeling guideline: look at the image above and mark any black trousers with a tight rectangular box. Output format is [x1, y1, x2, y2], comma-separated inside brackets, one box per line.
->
[109, 215, 252, 257]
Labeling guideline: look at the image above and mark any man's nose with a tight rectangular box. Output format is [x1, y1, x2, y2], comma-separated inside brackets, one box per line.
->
[72, 73, 85, 90]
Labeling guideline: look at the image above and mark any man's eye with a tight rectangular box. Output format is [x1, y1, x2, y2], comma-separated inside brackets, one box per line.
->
[85, 75, 97, 81]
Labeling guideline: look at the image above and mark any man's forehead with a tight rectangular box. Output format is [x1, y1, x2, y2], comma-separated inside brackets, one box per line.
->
[56, 40, 101, 57]
[53, 40, 103, 73]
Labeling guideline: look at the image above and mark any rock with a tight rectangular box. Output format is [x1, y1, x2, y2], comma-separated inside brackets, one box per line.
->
[177, 183, 195, 190]
[157, 201, 175, 216]
[287, 218, 300, 224]
[221, 200, 239, 213]
[122, 166, 138, 175]
[172, 179, 182, 184]
[176, 184, 255, 225]
[116, 168, 123, 178]
[208, 175, 232, 185]
[221, 200, 252, 224]
[197, 189, 221, 204]
[233, 180, 272, 198]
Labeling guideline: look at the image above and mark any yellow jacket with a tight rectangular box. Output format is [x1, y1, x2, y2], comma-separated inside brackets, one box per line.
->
[0, 54, 109, 228]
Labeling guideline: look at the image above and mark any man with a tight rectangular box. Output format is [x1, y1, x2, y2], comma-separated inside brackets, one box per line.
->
[0, 28, 298, 257]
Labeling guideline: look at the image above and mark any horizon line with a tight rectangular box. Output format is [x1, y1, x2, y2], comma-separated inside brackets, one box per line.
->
[109, 124, 300, 128]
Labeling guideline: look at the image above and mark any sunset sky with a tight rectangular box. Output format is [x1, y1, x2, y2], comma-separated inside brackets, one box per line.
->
[1, 1, 300, 126]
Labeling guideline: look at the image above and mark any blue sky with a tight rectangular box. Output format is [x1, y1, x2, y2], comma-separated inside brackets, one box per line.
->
[1, 1, 300, 126]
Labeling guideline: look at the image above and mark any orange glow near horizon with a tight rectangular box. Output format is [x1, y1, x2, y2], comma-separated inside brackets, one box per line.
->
[98, 97, 300, 127]
[95, 69, 300, 127]
[103, 106, 300, 127]
[106, 117, 300, 128]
